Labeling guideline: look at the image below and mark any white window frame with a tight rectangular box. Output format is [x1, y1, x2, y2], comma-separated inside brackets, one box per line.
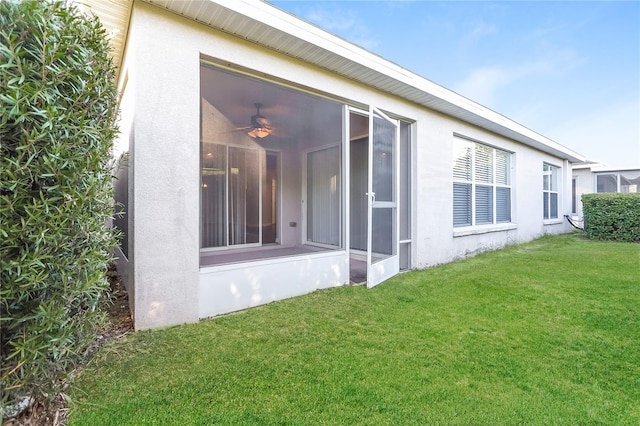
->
[543, 163, 560, 220]
[303, 143, 343, 250]
[200, 142, 264, 251]
[595, 171, 640, 193]
[571, 176, 578, 215]
[453, 137, 512, 229]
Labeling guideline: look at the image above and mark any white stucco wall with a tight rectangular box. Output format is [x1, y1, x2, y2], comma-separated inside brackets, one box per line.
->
[411, 110, 572, 269]
[126, 4, 202, 329]
[573, 168, 593, 218]
[571, 168, 595, 221]
[113, 34, 135, 317]
[199, 251, 348, 318]
[123, 2, 575, 329]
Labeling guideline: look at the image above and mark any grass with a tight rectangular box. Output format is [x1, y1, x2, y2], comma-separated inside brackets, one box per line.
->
[69, 235, 640, 425]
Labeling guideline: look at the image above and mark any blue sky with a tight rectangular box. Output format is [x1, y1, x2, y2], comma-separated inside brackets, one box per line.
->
[269, 1, 640, 167]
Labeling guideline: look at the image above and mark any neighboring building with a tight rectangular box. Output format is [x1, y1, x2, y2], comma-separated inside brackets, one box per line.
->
[572, 163, 640, 218]
[83, 0, 585, 330]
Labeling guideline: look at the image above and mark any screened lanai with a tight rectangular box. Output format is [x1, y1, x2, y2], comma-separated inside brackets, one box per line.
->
[200, 63, 346, 265]
[199, 62, 411, 287]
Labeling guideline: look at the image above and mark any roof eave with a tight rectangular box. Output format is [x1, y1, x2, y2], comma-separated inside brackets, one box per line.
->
[78, 0, 133, 82]
[85, 0, 586, 163]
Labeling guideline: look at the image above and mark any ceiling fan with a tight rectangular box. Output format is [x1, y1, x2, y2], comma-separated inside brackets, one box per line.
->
[238, 103, 272, 139]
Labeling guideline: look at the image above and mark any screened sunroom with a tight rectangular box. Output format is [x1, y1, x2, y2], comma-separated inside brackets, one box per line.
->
[198, 61, 412, 313]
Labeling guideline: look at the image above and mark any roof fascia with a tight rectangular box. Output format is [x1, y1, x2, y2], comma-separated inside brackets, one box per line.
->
[78, 0, 133, 83]
[138, 0, 584, 162]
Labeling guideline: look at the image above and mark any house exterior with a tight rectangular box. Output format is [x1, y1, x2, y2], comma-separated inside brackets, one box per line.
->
[572, 163, 640, 218]
[84, 0, 585, 330]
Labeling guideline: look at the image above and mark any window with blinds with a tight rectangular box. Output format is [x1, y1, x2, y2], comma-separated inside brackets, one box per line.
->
[453, 138, 512, 228]
[543, 163, 560, 219]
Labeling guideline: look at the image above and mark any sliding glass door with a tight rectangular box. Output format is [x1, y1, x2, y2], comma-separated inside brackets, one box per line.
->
[201, 144, 261, 248]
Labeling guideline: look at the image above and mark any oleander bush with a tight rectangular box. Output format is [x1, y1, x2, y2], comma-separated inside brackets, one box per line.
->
[582, 193, 640, 242]
[0, 0, 119, 410]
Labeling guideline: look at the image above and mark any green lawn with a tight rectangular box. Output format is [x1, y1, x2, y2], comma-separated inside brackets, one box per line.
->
[69, 235, 640, 425]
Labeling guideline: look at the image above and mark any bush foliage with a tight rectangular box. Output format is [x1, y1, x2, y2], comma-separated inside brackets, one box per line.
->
[582, 193, 640, 242]
[1, 0, 119, 407]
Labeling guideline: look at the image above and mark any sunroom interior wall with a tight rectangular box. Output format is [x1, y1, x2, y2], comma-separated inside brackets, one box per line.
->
[200, 98, 303, 247]
[269, 142, 302, 247]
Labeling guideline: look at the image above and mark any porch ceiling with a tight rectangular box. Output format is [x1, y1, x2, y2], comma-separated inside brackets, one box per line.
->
[84, 0, 585, 163]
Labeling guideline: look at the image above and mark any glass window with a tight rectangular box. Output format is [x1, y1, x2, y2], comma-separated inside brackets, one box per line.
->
[543, 163, 560, 219]
[399, 121, 412, 270]
[596, 173, 617, 193]
[496, 187, 511, 222]
[201, 144, 261, 248]
[620, 171, 640, 193]
[596, 171, 640, 193]
[452, 138, 512, 227]
[453, 183, 472, 227]
[200, 62, 344, 255]
[475, 144, 493, 184]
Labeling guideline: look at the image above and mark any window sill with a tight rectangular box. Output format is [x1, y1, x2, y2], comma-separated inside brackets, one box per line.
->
[543, 219, 563, 225]
[453, 223, 517, 237]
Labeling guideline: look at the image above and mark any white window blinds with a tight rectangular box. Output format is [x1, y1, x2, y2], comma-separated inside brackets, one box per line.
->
[453, 183, 472, 227]
[475, 144, 493, 184]
[453, 137, 512, 228]
[543, 163, 560, 220]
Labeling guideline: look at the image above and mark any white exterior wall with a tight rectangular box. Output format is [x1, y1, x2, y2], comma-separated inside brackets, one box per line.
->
[113, 27, 135, 318]
[573, 167, 594, 218]
[571, 166, 640, 219]
[412, 111, 571, 269]
[123, 2, 575, 329]
[126, 4, 202, 329]
[200, 251, 348, 318]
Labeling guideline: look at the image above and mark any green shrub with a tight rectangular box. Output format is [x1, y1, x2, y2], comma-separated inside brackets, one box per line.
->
[582, 193, 640, 242]
[0, 0, 119, 408]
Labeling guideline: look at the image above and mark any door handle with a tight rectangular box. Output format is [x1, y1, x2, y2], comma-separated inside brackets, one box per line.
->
[366, 191, 376, 205]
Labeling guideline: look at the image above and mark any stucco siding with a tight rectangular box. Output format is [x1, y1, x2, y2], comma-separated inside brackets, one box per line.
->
[128, 4, 201, 329]
[120, 2, 576, 329]
[573, 168, 593, 218]
[199, 251, 348, 319]
[411, 110, 572, 269]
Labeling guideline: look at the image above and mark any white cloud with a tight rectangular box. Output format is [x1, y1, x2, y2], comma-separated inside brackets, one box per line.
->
[470, 19, 497, 38]
[452, 61, 554, 106]
[302, 6, 378, 50]
[452, 46, 585, 107]
[547, 100, 640, 167]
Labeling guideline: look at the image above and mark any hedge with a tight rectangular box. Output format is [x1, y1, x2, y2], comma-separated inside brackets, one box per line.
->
[582, 193, 640, 242]
[1, 0, 119, 410]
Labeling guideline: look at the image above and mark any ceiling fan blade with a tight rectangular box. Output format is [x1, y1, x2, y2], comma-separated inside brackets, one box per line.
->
[221, 126, 252, 134]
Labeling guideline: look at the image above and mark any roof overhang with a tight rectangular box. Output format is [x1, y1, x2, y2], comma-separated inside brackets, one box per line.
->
[82, 0, 585, 163]
[77, 0, 133, 74]
[574, 162, 640, 173]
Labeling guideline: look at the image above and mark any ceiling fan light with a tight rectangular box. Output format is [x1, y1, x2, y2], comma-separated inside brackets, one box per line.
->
[248, 127, 271, 139]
